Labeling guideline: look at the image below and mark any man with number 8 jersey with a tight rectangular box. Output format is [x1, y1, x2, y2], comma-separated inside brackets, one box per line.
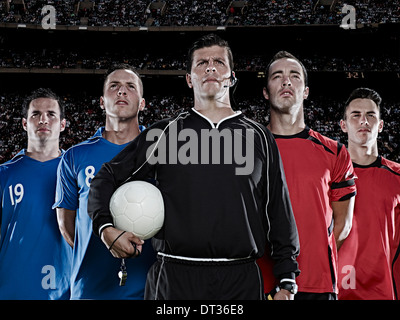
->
[0, 88, 71, 299]
[53, 64, 155, 299]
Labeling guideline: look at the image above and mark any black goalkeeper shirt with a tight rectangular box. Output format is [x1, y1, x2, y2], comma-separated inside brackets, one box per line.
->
[88, 108, 300, 280]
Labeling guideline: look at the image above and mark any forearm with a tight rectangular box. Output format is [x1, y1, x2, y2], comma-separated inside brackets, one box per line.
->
[56, 208, 76, 248]
[334, 218, 352, 251]
[332, 197, 355, 250]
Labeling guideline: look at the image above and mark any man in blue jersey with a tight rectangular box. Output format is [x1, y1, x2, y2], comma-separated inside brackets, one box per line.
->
[53, 63, 155, 299]
[0, 88, 71, 299]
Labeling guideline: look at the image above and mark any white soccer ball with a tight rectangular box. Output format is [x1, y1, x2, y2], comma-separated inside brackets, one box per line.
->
[109, 180, 164, 240]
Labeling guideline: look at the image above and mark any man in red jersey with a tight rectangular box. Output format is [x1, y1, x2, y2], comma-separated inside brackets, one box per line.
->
[338, 87, 400, 300]
[258, 51, 356, 300]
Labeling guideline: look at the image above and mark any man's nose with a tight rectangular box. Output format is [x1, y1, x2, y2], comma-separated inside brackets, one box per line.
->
[360, 115, 369, 125]
[206, 67, 216, 73]
[39, 114, 49, 124]
[282, 76, 292, 87]
[118, 85, 127, 96]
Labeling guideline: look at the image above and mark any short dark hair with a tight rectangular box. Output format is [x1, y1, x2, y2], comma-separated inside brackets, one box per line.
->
[103, 63, 143, 96]
[22, 88, 65, 119]
[186, 33, 234, 73]
[343, 87, 382, 120]
[265, 51, 308, 87]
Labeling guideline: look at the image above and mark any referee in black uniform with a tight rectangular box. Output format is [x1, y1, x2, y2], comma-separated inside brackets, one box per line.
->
[88, 34, 300, 300]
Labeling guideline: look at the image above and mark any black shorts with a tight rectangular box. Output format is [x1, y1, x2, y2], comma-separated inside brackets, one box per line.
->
[144, 254, 264, 300]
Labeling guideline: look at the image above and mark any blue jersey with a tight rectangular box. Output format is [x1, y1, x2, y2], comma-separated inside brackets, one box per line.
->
[54, 126, 155, 300]
[0, 150, 72, 300]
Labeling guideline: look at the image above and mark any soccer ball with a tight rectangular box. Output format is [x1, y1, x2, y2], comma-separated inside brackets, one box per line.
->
[109, 180, 164, 240]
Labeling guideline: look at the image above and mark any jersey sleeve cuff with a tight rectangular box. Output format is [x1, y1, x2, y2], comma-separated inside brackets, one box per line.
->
[99, 223, 114, 237]
[279, 272, 296, 282]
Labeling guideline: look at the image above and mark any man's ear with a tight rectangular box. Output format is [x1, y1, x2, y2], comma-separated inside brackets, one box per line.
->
[303, 86, 309, 100]
[378, 119, 384, 133]
[22, 118, 28, 132]
[139, 98, 145, 112]
[340, 119, 348, 133]
[186, 73, 193, 89]
[60, 118, 66, 133]
[262, 87, 269, 100]
[100, 96, 105, 110]
[231, 71, 236, 85]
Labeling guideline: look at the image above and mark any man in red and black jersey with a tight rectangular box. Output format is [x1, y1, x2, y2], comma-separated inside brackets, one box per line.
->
[257, 51, 356, 300]
[338, 88, 400, 300]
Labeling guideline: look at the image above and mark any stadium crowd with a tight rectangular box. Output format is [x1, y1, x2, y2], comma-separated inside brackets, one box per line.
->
[0, 0, 398, 165]
[0, 0, 399, 26]
[228, 0, 400, 26]
[0, 47, 399, 72]
[1, 92, 399, 164]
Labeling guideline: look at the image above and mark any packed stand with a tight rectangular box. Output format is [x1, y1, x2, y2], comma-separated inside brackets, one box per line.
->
[0, 0, 399, 26]
[1, 93, 398, 164]
[0, 47, 399, 72]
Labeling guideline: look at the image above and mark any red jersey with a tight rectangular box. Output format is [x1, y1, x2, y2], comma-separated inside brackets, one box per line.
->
[257, 127, 356, 294]
[338, 156, 400, 300]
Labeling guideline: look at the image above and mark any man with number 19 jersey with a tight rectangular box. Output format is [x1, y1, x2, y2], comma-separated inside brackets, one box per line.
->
[0, 150, 71, 299]
[0, 88, 71, 300]
[54, 126, 155, 299]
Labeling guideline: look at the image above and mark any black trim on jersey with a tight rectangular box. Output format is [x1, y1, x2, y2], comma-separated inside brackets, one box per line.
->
[336, 142, 343, 156]
[272, 127, 335, 155]
[327, 245, 336, 294]
[353, 155, 381, 169]
[307, 136, 334, 155]
[381, 165, 400, 177]
[272, 128, 309, 140]
[354, 156, 400, 177]
[328, 218, 334, 236]
[327, 220, 337, 294]
[331, 179, 355, 190]
[338, 191, 356, 201]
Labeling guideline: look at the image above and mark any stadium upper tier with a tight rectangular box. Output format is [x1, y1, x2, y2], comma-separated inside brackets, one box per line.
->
[0, 0, 399, 28]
